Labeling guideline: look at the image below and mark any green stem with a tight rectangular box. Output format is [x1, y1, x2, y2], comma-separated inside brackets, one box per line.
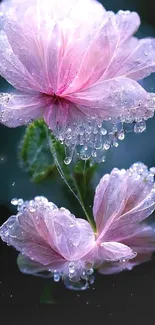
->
[48, 134, 96, 231]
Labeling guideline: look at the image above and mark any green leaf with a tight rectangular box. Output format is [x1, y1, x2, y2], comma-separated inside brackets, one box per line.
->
[19, 120, 55, 182]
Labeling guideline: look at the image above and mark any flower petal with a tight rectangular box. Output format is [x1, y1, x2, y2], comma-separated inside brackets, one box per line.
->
[56, 0, 106, 27]
[87, 241, 136, 265]
[0, 92, 50, 127]
[0, 31, 38, 92]
[2, 0, 105, 94]
[17, 254, 50, 275]
[93, 169, 127, 235]
[44, 99, 95, 137]
[17, 253, 66, 275]
[0, 213, 63, 266]
[45, 208, 95, 261]
[0, 197, 65, 266]
[98, 242, 136, 261]
[59, 12, 118, 94]
[116, 10, 140, 44]
[105, 192, 155, 242]
[0, 197, 95, 266]
[123, 223, 155, 253]
[102, 37, 139, 80]
[0, 0, 106, 24]
[4, 18, 59, 94]
[44, 100, 69, 133]
[94, 163, 155, 243]
[98, 253, 152, 275]
[115, 39, 155, 80]
[65, 78, 153, 119]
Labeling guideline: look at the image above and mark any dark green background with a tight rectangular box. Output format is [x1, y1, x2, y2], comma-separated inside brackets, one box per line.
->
[0, 0, 155, 322]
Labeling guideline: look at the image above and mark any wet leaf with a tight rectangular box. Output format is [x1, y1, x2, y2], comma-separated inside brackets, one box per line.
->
[19, 120, 55, 182]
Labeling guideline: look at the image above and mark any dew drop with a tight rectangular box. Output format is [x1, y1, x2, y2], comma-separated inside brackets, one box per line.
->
[86, 268, 94, 276]
[54, 271, 60, 282]
[134, 120, 146, 133]
[101, 155, 106, 163]
[64, 157, 72, 165]
[113, 141, 119, 148]
[11, 198, 18, 206]
[103, 141, 110, 150]
[18, 199, 24, 205]
[118, 130, 125, 141]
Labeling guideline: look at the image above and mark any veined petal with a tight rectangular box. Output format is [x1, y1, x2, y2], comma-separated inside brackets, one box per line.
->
[44, 99, 97, 140]
[65, 78, 153, 119]
[0, 0, 106, 23]
[102, 37, 139, 80]
[116, 10, 140, 44]
[0, 214, 63, 266]
[44, 100, 69, 133]
[94, 163, 155, 243]
[93, 168, 127, 235]
[98, 242, 136, 261]
[123, 223, 155, 253]
[0, 92, 50, 127]
[98, 253, 152, 275]
[17, 253, 66, 275]
[86, 241, 136, 265]
[115, 39, 155, 80]
[0, 197, 95, 266]
[108, 196, 155, 241]
[45, 208, 95, 261]
[0, 31, 39, 92]
[4, 18, 61, 94]
[59, 12, 119, 94]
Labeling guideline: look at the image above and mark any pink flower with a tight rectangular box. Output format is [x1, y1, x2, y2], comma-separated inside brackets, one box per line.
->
[0, 197, 95, 282]
[88, 163, 155, 267]
[0, 0, 155, 161]
[1, 163, 155, 285]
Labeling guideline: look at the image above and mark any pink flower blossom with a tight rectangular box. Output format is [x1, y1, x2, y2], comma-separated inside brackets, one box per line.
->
[0, 197, 95, 282]
[0, 0, 155, 161]
[1, 163, 155, 285]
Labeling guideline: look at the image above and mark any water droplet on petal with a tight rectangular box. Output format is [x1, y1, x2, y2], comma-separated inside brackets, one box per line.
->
[103, 141, 110, 150]
[134, 120, 146, 133]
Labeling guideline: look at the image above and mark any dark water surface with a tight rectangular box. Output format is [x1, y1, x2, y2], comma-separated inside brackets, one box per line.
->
[1, 0, 155, 322]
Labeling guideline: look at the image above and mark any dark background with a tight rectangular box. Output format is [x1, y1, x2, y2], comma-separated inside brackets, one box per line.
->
[1, 0, 155, 322]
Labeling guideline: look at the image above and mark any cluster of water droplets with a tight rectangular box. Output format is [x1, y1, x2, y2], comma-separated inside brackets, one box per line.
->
[128, 163, 155, 211]
[11, 196, 57, 213]
[54, 97, 155, 165]
[51, 262, 95, 291]
[128, 163, 155, 185]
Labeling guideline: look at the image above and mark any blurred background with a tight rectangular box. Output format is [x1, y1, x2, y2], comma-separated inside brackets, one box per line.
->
[0, 0, 155, 322]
